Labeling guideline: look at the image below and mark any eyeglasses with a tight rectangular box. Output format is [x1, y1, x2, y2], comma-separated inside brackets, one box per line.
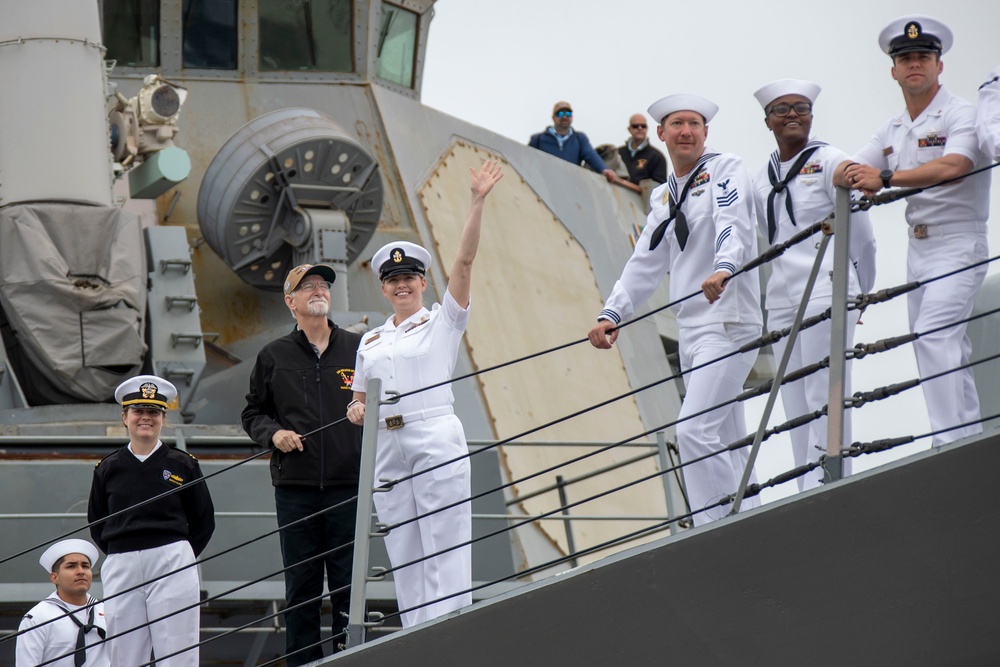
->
[555, 110, 572, 118]
[768, 102, 812, 117]
[296, 281, 333, 293]
[630, 123, 647, 129]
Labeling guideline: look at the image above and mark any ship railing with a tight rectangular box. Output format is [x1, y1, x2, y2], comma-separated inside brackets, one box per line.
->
[7, 164, 1000, 664]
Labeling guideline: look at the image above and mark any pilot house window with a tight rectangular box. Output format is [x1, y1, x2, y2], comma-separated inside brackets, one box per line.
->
[259, 0, 353, 72]
[102, 0, 160, 67]
[376, 4, 417, 88]
[183, 0, 238, 70]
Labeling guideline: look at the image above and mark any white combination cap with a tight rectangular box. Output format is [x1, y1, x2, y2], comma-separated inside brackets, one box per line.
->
[370, 241, 432, 281]
[115, 374, 177, 411]
[878, 15, 952, 56]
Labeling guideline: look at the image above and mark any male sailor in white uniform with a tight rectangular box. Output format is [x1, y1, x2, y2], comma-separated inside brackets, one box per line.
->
[752, 79, 876, 490]
[589, 94, 762, 526]
[838, 16, 991, 445]
[977, 63, 1000, 161]
[17, 539, 110, 667]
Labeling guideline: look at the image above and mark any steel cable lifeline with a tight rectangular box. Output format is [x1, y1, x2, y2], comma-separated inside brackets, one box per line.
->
[366, 349, 834, 582]
[24, 235, 836, 654]
[362, 440, 826, 627]
[371, 394, 1000, 628]
[126, 585, 355, 667]
[5, 219, 820, 659]
[336, 167, 1000, 634]
[95, 397, 1000, 667]
[849, 251, 1000, 313]
[367, 308, 837, 494]
[20, 229, 993, 648]
[845, 411, 1000, 457]
[367, 302, 1000, 591]
[11, 236, 993, 571]
[383, 219, 831, 405]
[18, 168, 1000, 661]
[31, 536, 357, 667]
[0, 413, 360, 567]
[31, 187, 992, 656]
[100, 225, 999, 654]
[371, 315, 828, 536]
[856, 160, 1000, 211]
[1, 492, 359, 646]
[0, 447, 266, 567]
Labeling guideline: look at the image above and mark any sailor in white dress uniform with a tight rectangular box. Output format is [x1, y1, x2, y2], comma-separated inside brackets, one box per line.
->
[752, 79, 877, 490]
[840, 16, 991, 445]
[590, 94, 762, 526]
[17, 539, 110, 667]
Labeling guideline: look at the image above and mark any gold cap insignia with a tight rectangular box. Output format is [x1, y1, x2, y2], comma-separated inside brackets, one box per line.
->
[906, 22, 920, 39]
[140, 382, 158, 399]
[392, 250, 403, 263]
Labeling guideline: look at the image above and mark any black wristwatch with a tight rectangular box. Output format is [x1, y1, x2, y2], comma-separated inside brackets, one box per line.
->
[880, 169, 893, 189]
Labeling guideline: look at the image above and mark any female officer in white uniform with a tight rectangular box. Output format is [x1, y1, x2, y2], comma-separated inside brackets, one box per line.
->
[347, 161, 502, 627]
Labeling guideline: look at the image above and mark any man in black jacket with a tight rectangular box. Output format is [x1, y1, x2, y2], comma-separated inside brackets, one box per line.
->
[242, 263, 362, 665]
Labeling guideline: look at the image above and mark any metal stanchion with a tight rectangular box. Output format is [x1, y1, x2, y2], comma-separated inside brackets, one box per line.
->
[656, 431, 688, 532]
[825, 187, 852, 481]
[346, 379, 383, 649]
[555, 475, 578, 568]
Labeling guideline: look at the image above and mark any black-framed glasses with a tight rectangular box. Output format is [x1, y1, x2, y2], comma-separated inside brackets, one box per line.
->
[296, 281, 333, 293]
[630, 123, 647, 129]
[555, 110, 572, 118]
[768, 102, 812, 117]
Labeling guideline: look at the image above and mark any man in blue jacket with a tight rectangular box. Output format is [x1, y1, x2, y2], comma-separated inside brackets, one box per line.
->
[530, 101, 617, 182]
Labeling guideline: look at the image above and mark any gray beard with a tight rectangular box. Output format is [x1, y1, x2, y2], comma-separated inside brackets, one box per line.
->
[305, 300, 329, 316]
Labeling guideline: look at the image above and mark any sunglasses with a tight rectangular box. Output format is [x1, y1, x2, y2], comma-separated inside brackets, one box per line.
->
[555, 110, 572, 118]
[630, 123, 647, 129]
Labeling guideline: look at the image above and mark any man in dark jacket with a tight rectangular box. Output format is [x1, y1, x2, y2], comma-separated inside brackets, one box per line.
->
[529, 100, 617, 182]
[242, 263, 362, 666]
[617, 112, 668, 191]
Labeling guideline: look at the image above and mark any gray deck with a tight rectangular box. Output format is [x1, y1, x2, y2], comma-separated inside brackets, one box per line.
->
[328, 429, 1000, 667]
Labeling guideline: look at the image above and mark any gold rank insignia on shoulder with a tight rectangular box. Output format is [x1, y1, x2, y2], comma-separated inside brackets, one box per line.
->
[365, 332, 380, 344]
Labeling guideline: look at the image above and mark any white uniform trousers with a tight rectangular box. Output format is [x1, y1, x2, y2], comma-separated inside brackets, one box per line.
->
[769, 303, 856, 491]
[373, 413, 472, 628]
[102, 541, 200, 667]
[907, 229, 988, 445]
[676, 322, 761, 526]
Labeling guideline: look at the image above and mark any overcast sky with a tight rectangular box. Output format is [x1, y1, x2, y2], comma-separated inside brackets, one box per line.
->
[421, 0, 1000, 501]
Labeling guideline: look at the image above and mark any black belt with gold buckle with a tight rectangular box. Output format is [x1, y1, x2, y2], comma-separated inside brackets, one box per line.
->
[385, 415, 404, 430]
[913, 224, 928, 239]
